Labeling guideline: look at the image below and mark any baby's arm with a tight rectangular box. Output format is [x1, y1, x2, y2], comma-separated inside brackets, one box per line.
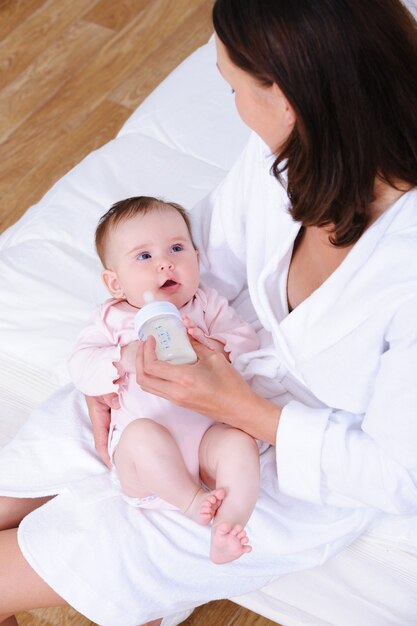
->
[68, 303, 131, 396]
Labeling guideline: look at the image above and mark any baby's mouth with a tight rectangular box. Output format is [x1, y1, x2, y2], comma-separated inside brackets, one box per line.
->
[160, 279, 179, 291]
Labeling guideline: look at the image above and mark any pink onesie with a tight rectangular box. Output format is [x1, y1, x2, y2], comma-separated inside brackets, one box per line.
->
[69, 286, 259, 503]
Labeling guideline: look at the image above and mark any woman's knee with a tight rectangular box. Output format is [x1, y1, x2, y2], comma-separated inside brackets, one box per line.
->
[0, 496, 52, 531]
[0, 528, 65, 614]
[0, 614, 18, 625]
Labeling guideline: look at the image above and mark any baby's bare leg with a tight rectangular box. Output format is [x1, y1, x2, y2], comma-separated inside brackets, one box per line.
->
[0, 616, 17, 625]
[199, 424, 260, 564]
[114, 419, 223, 524]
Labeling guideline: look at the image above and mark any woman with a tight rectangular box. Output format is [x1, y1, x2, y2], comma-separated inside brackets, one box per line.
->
[1, 1, 416, 625]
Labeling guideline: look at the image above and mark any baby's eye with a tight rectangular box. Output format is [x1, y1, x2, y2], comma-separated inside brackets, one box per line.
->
[136, 252, 151, 261]
[171, 244, 183, 253]
[230, 88, 235, 94]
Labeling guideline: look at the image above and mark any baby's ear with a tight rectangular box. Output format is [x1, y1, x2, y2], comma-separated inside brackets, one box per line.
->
[102, 269, 124, 298]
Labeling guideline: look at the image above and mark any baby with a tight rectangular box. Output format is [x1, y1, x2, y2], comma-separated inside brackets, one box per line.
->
[69, 196, 262, 564]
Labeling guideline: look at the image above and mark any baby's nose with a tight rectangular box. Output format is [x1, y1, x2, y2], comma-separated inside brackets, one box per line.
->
[158, 259, 174, 271]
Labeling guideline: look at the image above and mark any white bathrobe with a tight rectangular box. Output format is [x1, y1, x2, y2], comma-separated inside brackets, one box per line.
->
[0, 132, 416, 626]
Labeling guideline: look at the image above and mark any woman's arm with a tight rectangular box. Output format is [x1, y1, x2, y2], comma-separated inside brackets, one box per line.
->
[85, 393, 119, 468]
[136, 336, 281, 445]
[137, 295, 417, 516]
[277, 294, 417, 514]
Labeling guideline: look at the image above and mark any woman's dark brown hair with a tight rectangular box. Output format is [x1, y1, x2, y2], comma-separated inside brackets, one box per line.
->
[213, 0, 417, 245]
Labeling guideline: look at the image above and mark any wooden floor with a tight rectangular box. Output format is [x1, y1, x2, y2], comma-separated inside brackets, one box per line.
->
[0, 1, 279, 625]
[18, 601, 279, 626]
[0, 0, 214, 233]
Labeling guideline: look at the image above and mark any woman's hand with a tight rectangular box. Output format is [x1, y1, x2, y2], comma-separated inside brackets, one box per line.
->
[85, 393, 120, 468]
[136, 337, 280, 444]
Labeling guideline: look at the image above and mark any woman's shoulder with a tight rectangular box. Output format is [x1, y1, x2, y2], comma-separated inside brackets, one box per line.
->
[373, 188, 417, 285]
[383, 187, 417, 247]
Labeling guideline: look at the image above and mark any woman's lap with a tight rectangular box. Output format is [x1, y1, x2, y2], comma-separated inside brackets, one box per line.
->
[0, 385, 106, 499]
[17, 451, 375, 625]
[0, 385, 377, 625]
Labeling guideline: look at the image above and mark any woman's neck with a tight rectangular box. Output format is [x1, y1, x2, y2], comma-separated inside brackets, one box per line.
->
[370, 178, 412, 223]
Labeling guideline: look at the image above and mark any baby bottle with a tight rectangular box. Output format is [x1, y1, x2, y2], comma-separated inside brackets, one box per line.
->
[134, 299, 197, 364]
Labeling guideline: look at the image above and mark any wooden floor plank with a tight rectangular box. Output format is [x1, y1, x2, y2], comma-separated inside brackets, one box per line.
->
[186, 600, 246, 625]
[63, 0, 209, 134]
[83, 0, 153, 32]
[0, 0, 208, 204]
[1, 0, 207, 153]
[17, 599, 279, 626]
[0, 100, 130, 232]
[0, 0, 46, 41]
[0, 21, 113, 194]
[110, 1, 214, 110]
[17, 606, 96, 626]
[0, 20, 113, 143]
[0, 3, 209, 223]
[0, 0, 102, 91]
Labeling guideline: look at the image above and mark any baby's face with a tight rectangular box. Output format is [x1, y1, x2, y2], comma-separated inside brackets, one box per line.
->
[102, 206, 200, 309]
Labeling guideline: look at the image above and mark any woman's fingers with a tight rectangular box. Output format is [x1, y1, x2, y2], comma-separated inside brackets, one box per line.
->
[182, 315, 194, 329]
[135, 336, 241, 420]
[101, 392, 120, 410]
[187, 327, 216, 350]
[137, 337, 189, 381]
[135, 339, 194, 402]
[189, 336, 216, 358]
[85, 395, 114, 468]
[94, 429, 111, 468]
[182, 316, 214, 349]
[137, 336, 213, 386]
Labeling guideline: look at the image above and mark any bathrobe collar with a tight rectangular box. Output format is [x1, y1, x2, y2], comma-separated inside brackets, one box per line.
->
[256, 188, 415, 369]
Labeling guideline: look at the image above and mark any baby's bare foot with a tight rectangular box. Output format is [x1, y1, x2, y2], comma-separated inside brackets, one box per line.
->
[184, 487, 225, 525]
[210, 522, 252, 564]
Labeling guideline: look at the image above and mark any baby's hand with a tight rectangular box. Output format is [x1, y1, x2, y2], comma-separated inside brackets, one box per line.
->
[117, 341, 139, 375]
[183, 316, 229, 358]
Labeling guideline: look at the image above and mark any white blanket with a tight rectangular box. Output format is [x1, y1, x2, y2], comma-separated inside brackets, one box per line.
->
[0, 384, 374, 625]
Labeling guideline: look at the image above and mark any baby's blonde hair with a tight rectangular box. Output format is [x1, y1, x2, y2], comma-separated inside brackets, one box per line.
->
[95, 196, 195, 266]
